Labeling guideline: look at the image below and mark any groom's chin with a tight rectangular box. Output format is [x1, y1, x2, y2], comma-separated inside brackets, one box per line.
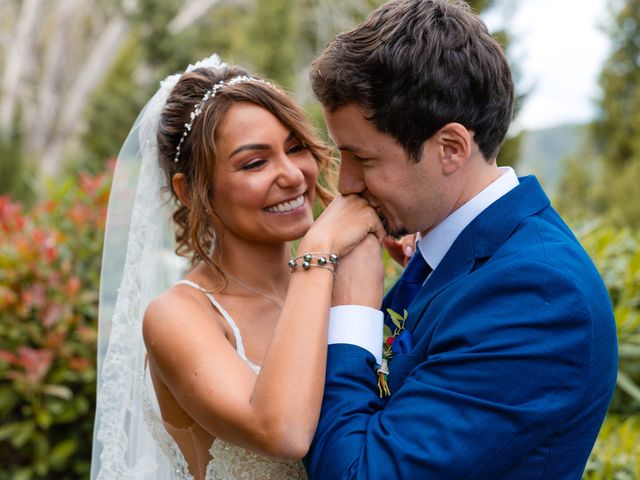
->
[379, 213, 407, 239]
[387, 228, 408, 240]
[385, 221, 408, 240]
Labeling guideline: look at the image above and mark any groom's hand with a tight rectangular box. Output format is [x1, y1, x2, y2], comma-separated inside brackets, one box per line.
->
[332, 234, 383, 309]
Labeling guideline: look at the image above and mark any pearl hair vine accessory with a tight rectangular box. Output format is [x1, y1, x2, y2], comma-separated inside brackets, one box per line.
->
[174, 75, 273, 163]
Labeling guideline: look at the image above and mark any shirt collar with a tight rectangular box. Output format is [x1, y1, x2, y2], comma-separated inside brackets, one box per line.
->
[417, 166, 519, 270]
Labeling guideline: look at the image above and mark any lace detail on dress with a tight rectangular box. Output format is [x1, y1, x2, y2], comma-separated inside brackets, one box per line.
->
[207, 440, 306, 480]
[143, 280, 306, 479]
[142, 383, 195, 480]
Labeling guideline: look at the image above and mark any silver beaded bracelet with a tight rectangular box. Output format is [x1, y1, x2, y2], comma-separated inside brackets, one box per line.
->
[288, 252, 339, 276]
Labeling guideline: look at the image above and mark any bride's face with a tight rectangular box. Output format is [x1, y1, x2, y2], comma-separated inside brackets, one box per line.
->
[211, 102, 318, 243]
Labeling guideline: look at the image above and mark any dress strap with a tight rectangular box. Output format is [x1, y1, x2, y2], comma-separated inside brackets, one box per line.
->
[175, 280, 255, 367]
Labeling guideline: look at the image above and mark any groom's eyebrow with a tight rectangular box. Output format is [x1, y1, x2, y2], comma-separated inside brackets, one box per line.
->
[338, 144, 376, 158]
[336, 144, 361, 153]
[337, 145, 355, 152]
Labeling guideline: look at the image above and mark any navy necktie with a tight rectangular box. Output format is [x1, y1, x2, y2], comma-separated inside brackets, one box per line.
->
[387, 252, 432, 317]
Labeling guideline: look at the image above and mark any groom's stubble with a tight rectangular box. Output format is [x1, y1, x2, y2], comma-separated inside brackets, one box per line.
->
[378, 211, 407, 240]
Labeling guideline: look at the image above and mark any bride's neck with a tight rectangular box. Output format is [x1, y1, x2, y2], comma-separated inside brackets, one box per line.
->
[215, 236, 291, 297]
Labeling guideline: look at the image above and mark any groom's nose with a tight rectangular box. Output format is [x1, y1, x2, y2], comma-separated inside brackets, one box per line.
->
[338, 156, 365, 195]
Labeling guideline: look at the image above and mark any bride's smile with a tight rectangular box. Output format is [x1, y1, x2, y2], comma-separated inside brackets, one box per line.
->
[264, 193, 306, 214]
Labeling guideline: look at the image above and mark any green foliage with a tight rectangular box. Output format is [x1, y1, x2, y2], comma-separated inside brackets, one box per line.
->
[592, 0, 640, 170]
[0, 124, 35, 205]
[242, 0, 299, 89]
[585, 415, 640, 479]
[576, 223, 640, 476]
[77, 39, 149, 174]
[0, 168, 111, 478]
[554, 150, 604, 222]
[577, 0, 640, 229]
[598, 158, 640, 228]
[489, 3, 525, 169]
[81, 0, 245, 173]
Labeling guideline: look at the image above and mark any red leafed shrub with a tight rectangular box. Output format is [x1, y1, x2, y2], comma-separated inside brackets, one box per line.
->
[0, 167, 111, 479]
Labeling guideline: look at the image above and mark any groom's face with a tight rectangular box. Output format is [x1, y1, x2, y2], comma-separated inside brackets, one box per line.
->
[324, 103, 452, 237]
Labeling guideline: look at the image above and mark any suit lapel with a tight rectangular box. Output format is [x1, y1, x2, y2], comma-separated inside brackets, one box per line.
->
[404, 175, 551, 334]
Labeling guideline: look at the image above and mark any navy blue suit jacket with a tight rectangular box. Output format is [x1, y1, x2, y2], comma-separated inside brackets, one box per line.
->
[305, 176, 617, 479]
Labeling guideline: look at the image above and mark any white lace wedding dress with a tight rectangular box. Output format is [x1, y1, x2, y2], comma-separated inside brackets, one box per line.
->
[143, 280, 307, 479]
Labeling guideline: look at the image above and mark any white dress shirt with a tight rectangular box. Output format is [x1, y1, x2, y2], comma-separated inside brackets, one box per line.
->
[327, 167, 520, 364]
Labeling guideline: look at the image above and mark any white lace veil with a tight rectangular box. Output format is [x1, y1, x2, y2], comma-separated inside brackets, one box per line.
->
[90, 54, 228, 479]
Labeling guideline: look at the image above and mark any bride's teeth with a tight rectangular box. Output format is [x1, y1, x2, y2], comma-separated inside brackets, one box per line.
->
[265, 195, 304, 213]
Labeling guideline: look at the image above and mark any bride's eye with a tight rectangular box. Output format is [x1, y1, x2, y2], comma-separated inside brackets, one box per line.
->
[241, 159, 267, 170]
[287, 140, 307, 155]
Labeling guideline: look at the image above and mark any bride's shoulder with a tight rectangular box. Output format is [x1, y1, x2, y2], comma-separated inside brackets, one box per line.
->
[142, 284, 226, 352]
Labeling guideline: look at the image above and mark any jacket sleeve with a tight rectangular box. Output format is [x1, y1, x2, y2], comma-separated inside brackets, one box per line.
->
[304, 262, 597, 479]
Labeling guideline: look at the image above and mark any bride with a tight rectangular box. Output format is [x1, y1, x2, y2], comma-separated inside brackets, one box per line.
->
[90, 55, 384, 479]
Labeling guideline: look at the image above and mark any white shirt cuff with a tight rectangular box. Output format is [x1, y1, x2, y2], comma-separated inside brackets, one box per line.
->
[328, 305, 383, 365]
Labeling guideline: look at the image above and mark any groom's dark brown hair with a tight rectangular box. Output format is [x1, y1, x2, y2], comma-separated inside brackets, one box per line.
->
[310, 0, 514, 162]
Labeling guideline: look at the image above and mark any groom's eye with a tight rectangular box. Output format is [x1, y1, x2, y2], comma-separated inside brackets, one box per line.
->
[354, 154, 374, 164]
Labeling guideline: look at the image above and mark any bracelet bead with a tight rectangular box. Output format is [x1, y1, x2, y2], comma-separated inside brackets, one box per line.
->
[288, 252, 339, 277]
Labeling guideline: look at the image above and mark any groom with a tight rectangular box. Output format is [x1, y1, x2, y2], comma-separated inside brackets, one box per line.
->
[305, 0, 617, 478]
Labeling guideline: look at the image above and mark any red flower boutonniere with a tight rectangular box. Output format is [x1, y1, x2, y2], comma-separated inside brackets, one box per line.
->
[377, 308, 409, 397]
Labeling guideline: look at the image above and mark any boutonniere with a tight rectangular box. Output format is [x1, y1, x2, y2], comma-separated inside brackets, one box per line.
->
[377, 308, 414, 397]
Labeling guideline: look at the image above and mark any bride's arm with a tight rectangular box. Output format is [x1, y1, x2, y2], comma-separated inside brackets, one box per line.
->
[143, 194, 384, 460]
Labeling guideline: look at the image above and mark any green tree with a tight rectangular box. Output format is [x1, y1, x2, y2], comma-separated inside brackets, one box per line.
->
[77, 0, 523, 175]
[593, 0, 640, 170]
[0, 126, 35, 204]
[243, 0, 299, 89]
[470, 0, 524, 168]
[587, 0, 640, 228]
[79, 0, 250, 172]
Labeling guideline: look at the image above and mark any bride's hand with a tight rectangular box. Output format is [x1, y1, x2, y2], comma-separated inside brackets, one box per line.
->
[299, 194, 384, 256]
[383, 234, 417, 267]
[332, 234, 383, 308]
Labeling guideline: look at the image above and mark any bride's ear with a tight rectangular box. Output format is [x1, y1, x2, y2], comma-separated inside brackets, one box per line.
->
[172, 173, 190, 206]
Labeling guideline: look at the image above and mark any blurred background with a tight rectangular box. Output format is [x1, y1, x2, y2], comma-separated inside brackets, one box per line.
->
[0, 0, 638, 478]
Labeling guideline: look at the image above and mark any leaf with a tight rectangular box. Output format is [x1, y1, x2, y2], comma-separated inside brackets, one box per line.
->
[42, 384, 73, 400]
[617, 371, 640, 402]
[383, 325, 392, 340]
[50, 438, 78, 470]
[386, 308, 402, 324]
[0, 421, 20, 441]
[12, 468, 33, 480]
[35, 408, 52, 429]
[386, 308, 407, 330]
[618, 343, 640, 358]
[0, 384, 17, 412]
[11, 420, 35, 448]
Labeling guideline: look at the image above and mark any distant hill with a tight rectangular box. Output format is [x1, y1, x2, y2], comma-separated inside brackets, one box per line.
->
[513, 123, 588, 195]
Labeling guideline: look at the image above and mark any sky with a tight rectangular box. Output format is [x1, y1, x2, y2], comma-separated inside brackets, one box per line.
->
[483, 0, 612, 131]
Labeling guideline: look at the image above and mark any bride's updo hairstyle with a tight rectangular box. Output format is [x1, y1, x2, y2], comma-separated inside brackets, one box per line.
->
[157, 65, 334, 289]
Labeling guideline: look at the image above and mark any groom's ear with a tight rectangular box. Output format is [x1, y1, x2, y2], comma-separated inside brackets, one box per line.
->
[433, 123, 472, 175]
